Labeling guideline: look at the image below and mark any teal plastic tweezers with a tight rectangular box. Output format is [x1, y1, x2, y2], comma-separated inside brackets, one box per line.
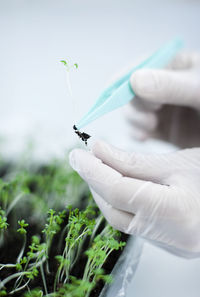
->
[76, 38, 184, 130]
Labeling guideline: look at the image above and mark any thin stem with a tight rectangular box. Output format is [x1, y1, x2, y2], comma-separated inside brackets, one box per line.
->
[90, 215, 104, 243]
[9, 279, 30, 295]
[0, 271, 27, 288]
[14, 259, 30, 289]
[40, 264, 48, 295]
[29, 256, 47, 268]
[99, 224, 110, 237]
[0, 263, 16, 270]
[6, 193, 24, 215]
[66, 71, 72, 97]
[58, 224, 68, 252]
[17, 234, 26, 263]
[70, 234, 86, 270]
[0, 233, 5, 248]
[53, 265, 62, 292]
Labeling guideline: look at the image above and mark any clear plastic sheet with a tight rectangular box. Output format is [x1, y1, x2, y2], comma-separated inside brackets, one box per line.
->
[100, 236, 144, 297]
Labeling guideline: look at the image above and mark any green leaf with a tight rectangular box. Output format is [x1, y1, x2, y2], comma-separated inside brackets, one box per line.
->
[16, 263, 22, 271]
[60, 60, 68, 66]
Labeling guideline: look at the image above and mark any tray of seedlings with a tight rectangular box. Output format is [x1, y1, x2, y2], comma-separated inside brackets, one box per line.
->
[0, 148, 129, 297]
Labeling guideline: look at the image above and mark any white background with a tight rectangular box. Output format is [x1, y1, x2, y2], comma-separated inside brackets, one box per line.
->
[1, 1, 200, 296]
[0, 0, 200, 159]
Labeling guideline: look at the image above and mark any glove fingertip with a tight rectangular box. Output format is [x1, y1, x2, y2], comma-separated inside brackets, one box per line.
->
[69, 148, 93, 171]
[69, 148, 82, 170]
[130, 69, 161, 99]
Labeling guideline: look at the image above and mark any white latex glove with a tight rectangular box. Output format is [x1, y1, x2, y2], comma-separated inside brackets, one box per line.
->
[69, 141, 200, 258]
[126, 51, 200, 148]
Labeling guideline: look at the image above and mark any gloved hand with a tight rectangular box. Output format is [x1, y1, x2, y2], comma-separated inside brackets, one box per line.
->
[69, 140, 200, 258]
[127, 51, 200, 148]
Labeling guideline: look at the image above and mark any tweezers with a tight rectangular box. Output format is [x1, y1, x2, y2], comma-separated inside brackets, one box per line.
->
[76, 38, 184, 130]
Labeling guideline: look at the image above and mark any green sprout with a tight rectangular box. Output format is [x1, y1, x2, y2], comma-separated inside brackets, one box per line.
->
[17, 219, 29, 235]
[0, 290, 7, 296]
[0, 208, 8, 231]
[60, 60, 68, 66]
[60, 60, 78, 70]
[24, 289, 43, 297]
[60, 59, 78, 96]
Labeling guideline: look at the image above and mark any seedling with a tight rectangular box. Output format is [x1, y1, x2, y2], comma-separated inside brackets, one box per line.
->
[60, 60, 78, 71]
[60, 59, 91, 146]
[60, 59, 78, 96]
[73, 125, 91, 146]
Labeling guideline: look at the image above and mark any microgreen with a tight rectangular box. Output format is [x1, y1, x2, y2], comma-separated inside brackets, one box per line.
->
[17, 219, 29, 234]
[60, 60, 78, 71]
[0, 208, 8, 231]
[60, 58, 78, 98]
